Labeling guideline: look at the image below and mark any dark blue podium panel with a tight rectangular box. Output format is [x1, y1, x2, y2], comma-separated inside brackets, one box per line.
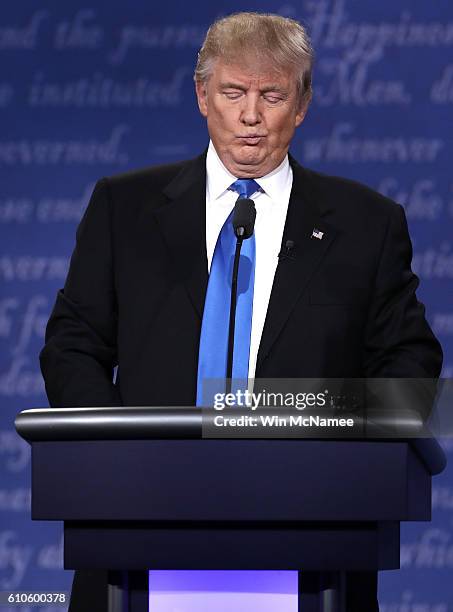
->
[63, 521, 400, 571]
[27, 437, 436, 571]
[32, 439, 430, 522]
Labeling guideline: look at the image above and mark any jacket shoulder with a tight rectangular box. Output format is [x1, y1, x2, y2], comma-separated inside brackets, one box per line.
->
[99, 154, 204, 207]
[301, 165, 401, 220]
[103, 160, 193, 190]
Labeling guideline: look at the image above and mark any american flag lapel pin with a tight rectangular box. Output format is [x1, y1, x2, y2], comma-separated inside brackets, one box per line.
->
[311, 228, 324, 240]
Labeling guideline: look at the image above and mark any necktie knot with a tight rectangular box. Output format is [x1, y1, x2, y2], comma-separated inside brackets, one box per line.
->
[229, 179, 262, 199]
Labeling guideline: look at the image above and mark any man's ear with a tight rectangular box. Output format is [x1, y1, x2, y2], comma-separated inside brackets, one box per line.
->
[195, 80, 208, 118]
[295, 103, 307, 128]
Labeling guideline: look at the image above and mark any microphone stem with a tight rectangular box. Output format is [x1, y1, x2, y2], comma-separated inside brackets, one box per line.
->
[226, 237, 243, 394]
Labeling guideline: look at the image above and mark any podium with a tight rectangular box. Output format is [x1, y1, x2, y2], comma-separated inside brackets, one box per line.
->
[15, 407, 446, 612]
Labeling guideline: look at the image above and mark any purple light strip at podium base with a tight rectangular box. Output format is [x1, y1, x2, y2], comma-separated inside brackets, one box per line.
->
[148, 570, 298, 611]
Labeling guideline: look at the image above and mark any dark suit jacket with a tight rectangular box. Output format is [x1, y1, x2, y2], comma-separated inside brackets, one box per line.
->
[40, 151, 442, 410]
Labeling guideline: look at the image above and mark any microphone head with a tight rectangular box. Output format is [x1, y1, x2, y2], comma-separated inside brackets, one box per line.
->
[232, 198, 256, 239]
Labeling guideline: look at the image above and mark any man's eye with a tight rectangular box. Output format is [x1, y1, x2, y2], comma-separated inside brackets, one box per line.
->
[264, 95, 282, 104]
[224, 91, 242, 99]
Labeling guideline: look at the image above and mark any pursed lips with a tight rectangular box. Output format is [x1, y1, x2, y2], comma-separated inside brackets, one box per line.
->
[237, 134, 267, 144]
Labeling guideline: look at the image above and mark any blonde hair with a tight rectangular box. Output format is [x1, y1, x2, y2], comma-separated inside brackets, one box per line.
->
[194, 12, 314, 109]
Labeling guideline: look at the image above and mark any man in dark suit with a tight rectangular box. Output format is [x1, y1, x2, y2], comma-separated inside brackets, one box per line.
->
[40, 12, 442, 612]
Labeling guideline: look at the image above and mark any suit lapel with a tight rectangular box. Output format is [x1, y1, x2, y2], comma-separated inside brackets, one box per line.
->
[153, 153, 208, 318]
[256, 157, 338, 371]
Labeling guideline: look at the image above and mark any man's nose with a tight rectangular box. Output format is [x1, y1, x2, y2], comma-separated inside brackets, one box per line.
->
[240, 95, 261, 125]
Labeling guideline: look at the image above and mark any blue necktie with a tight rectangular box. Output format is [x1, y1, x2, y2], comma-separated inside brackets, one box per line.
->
[196, 179, 260, 406]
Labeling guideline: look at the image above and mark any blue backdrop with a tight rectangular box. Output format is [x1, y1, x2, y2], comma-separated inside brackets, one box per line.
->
[1, 1, 452, 610]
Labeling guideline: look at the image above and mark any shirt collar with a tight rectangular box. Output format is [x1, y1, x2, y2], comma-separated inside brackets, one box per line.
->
[255, 153, 291, 204]
[206, 140, 291, 203]
[206, 141, 237, 201]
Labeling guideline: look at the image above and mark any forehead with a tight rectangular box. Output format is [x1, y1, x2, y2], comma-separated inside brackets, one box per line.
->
[210, 58, 295, 89]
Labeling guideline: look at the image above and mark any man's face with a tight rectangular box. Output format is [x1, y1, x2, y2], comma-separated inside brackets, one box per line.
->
[196, 58, 306, 178]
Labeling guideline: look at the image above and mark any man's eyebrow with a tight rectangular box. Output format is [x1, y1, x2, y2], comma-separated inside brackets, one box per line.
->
[219, 82, 288, 94]
[219, 81, 247, 90]
[260, 85, 288, 94]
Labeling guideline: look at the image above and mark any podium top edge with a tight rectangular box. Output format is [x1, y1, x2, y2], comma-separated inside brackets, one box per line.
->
[13, 407, 447, 476]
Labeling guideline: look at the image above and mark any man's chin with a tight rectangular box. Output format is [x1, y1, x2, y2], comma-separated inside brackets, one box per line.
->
[234, 157, 263, 168]
[217, 147, 275, 177]
[231, 150, 266, 169]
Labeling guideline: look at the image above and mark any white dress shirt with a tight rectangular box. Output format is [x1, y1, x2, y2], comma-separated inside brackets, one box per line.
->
[205, 141, 293, 379]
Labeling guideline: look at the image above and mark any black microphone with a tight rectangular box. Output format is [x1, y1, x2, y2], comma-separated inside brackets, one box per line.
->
[278, 239, 295, 260]
[226, 197, 257, 392]
[233, 197, 256, 239]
